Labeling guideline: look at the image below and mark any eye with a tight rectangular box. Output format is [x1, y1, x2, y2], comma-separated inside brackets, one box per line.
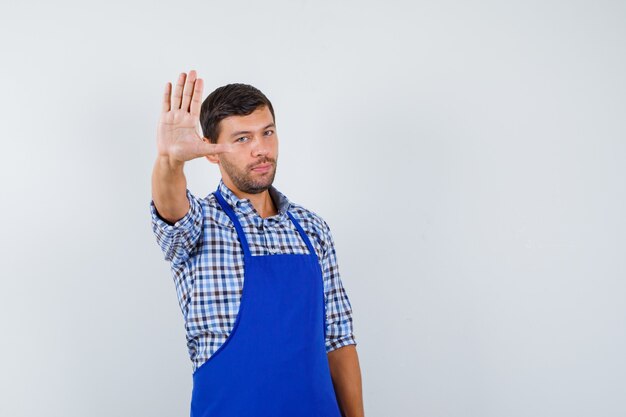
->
[236, 136, 249, 143]
[264, 130, 274, 137]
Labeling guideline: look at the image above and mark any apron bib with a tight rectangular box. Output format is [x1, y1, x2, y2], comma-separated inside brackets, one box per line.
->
[189, 187, 341, 417]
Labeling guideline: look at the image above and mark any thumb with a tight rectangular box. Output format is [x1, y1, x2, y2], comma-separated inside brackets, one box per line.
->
[198, 138, 234, 156]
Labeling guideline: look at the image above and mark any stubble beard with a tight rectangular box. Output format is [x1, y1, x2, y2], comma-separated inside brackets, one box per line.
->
[220, 156, 278, 194]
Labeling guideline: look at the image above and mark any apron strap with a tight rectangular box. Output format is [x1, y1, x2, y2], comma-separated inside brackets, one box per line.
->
[286, 211, 317, 258]
[213, 189, 252, 258]
[213, 186, 318, 259]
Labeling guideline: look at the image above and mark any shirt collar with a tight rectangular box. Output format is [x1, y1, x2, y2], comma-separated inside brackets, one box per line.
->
[216, 179, 291, 220]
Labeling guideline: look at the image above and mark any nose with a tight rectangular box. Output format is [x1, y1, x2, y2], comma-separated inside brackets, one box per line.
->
[251, 134, 271, 157]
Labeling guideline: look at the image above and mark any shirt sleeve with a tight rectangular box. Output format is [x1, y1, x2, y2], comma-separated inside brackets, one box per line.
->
[320, 219, 357, 352]
[150, 189, 203, 265]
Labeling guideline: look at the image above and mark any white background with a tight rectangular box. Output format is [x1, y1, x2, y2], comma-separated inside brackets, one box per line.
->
[1, 1, 625, 416]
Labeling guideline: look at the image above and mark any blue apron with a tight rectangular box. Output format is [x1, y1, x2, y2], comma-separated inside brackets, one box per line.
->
[190, 188, 342, 417]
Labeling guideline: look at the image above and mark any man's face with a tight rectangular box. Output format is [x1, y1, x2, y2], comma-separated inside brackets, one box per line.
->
[209, 105, 278, 194]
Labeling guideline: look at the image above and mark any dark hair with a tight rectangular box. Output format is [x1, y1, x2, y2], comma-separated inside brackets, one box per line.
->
[200, 83, 275, 143]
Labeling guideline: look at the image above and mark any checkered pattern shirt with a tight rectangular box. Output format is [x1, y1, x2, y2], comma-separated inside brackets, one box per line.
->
[150, 179, 356, 372]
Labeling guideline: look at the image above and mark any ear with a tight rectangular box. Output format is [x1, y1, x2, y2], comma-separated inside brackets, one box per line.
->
[205, 154, 220, 164]
[203, 137, 220, 164]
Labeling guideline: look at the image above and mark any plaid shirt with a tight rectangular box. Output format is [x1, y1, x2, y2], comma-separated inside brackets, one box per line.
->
[150, 179, 356, 372]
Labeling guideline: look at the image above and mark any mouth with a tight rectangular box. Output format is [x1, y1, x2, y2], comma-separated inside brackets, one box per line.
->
[251, 163, 272, 173]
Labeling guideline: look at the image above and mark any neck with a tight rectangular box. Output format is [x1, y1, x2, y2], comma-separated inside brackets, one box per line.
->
[223, 178, 278, 218]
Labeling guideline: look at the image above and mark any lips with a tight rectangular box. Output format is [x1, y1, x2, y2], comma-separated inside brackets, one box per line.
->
[251, 163, 272, 172]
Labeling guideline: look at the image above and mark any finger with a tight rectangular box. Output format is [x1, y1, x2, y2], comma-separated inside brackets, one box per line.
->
[196, 140, 234, 157]
[171, 72, 186, 110]
[181, 70, 197, 112]
[190, 78, 203, 118]
[162, 82, 171, 113]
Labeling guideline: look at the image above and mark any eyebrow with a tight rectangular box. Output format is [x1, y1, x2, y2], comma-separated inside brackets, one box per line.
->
[230, 123, 276, 138]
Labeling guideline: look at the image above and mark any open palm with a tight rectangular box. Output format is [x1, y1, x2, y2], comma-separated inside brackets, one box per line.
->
[157, 70, 231, 163]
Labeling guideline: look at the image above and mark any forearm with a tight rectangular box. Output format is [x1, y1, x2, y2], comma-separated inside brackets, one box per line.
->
[327, 344, 364, 417]
[151, 156, 189, 223]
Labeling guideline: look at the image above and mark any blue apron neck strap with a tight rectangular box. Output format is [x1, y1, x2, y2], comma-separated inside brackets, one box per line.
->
[286, 211, 317, 257]
[213, 189, 252, 258]
[214, 185, 317, 259]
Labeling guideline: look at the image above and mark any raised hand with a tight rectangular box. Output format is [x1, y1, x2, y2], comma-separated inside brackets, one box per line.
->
[157, 70, 231, 164]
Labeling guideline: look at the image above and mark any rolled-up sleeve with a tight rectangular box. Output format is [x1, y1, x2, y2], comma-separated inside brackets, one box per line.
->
[150, 189, 203, 265]
[320, 219, 357, 352]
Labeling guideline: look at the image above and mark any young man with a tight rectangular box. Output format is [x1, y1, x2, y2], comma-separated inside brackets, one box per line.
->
[150, 70, 364, 417]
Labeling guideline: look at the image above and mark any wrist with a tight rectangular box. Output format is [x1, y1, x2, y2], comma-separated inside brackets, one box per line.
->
[157, 154, 185, 171]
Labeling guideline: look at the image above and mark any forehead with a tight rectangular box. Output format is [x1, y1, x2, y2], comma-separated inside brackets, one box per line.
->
[219, 106, 274, 133]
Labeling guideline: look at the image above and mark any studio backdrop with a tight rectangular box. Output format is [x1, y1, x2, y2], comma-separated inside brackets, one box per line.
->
[1, 0, 625, 416]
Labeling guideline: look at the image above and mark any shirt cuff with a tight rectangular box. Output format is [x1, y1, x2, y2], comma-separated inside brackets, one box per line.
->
[326, 334, 357, 353]
[150, 189, 198, 232]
